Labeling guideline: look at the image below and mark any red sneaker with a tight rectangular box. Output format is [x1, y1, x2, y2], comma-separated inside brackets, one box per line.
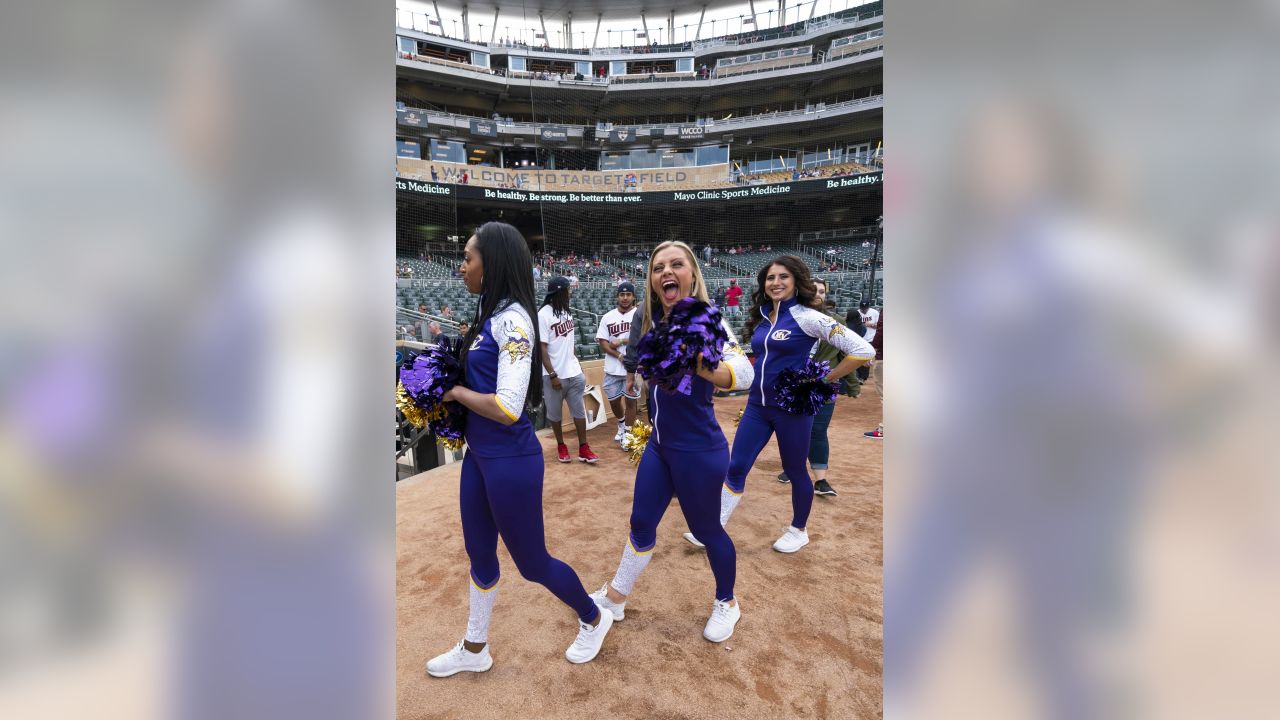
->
[863, 428, 883, 439]
[578, 444, 599, 464]
[557, 444, 571, 463]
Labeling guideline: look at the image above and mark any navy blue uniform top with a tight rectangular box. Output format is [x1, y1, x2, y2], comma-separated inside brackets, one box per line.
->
[645, 317, 753, 451]
[463, 301, 542, 457]
[748, 297, 874, 409]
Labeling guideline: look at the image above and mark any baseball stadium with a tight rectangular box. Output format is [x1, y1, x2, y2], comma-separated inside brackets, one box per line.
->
[395, 2, 883, 717]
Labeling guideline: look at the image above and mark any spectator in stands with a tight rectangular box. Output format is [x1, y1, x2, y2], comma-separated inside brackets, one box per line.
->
[699, 63, 709, 79]
[430, 166, 438, 182]
[533, 265, 542, 281]
[724, 278, 744, 316]
[702, 244, 713, 263]
[461, 170, 469, 184]
[539, 276, 598, 464]
[426, 321, 445, 344]
[714, 284, 728, 307]
[456, 321, 470, 338]
[440, 304, 453, 319]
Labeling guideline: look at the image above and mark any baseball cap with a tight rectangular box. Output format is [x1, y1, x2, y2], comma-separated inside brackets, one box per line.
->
[616, 281, 636, 295]
[544, 276, 571, 299]
[858, 299, 871, 308]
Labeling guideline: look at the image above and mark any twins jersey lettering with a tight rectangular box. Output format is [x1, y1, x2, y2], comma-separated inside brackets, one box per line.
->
[537, 305, 583, 379]
[596, 307, 637, 376]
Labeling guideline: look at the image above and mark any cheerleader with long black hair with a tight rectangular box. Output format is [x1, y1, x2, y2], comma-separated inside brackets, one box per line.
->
[425, 222, 613, 677]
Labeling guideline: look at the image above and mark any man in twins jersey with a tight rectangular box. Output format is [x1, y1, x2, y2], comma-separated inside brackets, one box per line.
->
[539, 276, 598, 464]
[595, 282, 640, 446]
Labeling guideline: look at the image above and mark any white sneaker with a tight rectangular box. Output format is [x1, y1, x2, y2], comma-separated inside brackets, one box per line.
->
[614, 426, 627, 445]
[703, 599, 741, 642]
[589, 584, 627, 621]
[425, 641, 493, 678]
[682, 532, 705, 548]
[772, 526, 809, 553]
[565, 601, 615, 664]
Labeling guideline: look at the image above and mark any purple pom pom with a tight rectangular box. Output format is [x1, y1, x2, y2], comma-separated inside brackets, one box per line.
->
[398, 337, 468, 443]
[433, 401, 467, 446]
[636, 298, 729, 395]
[774, 359, 839, 416]
[399, 337, 465, 409]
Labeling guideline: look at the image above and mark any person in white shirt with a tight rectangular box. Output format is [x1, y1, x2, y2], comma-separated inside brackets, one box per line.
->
[539, 276, 598, 464]
[595, 281, 640, 446]
[857, 299, 880, 342]
[855, 299, 880, 383]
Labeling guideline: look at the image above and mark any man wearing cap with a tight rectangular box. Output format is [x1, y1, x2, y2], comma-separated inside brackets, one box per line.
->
[539, 276, 599, 464]
[596, 282, 640, 447]
[854, 299, 879, 384]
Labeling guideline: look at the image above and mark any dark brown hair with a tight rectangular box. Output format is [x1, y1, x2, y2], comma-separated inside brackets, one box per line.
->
[744, 255, 822, 339]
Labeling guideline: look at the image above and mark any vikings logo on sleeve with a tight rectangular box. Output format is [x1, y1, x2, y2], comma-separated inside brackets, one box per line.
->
[502, 324, 532, 363]
[827, 323, 845, 340]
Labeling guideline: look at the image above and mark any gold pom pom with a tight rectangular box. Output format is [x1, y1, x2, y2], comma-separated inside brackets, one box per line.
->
[734, 408, 744, 426]
[439, 436, 466, 452]
[397, 382, 431, 428]
[620, 422, 653, 465]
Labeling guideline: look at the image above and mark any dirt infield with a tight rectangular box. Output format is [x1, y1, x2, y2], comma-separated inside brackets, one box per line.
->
[397, 391, 883, 719]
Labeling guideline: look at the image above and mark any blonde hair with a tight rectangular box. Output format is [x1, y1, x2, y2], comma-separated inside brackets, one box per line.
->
[640, 240, 713, 337]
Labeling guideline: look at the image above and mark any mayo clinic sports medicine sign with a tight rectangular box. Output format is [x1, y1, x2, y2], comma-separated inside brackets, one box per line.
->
[396, 172, 881, 204]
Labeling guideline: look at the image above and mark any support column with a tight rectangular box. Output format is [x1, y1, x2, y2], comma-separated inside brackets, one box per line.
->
[490, 8, 499, 44]
[808, 0, 818, 21]
[538, 13, 548, 45]
[668, 10, 674, 43]
[640, 13, 650, 44]
[695, 6, 706, 40]
[748, 0, 760, 32]
[461, 5, 470, 41]
[592, 13, 602, 48]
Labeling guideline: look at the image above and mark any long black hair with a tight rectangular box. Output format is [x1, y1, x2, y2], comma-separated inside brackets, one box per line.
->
[542, 285, 570, 316]
[744, 255, 822, 339]
[458, 221, 542, 409]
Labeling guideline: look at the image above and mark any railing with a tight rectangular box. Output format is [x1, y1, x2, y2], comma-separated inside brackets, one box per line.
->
[398, 39, 879, 85]
[402, 93, 882, 138]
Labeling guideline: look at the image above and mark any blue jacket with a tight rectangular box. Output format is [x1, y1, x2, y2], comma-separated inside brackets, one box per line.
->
[747, 297, 874, 409]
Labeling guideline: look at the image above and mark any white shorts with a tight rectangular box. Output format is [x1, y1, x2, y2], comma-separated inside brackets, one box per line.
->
[603, 374, 641, 401]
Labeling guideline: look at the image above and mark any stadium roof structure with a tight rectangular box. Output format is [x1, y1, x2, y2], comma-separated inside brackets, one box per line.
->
[427, 0, 758, 23]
